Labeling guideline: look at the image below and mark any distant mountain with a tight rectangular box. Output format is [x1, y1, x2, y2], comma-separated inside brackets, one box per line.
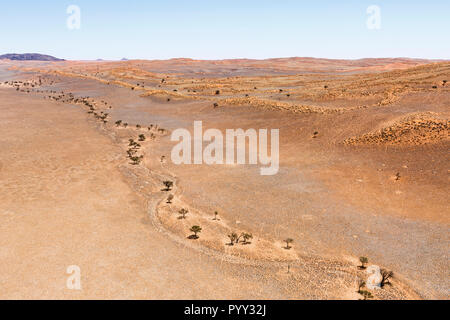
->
[121, 58, 129, 61]
[0, 53, 65, 61]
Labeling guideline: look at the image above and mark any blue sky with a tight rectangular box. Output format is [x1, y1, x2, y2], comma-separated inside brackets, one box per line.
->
[0, 0, 449, 60]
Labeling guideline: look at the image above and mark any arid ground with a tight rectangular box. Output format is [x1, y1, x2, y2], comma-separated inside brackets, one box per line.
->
[0, 58, 448, 299]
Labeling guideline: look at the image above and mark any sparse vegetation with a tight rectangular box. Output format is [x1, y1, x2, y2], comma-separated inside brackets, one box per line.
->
[167, 194, 174, 204]
[115, 120, 122, 127]
[138, 134, 146, 141]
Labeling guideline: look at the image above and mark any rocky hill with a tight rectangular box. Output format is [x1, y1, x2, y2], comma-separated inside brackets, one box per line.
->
[0, 53, 64, 61]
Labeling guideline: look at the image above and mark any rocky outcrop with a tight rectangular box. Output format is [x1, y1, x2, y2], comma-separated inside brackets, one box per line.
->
[344, 113, 449, 146]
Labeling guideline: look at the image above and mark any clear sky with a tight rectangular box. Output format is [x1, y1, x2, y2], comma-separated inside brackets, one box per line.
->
[0, 0, 449, 60]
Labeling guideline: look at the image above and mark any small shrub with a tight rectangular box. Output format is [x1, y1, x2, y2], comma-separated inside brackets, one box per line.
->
[130, 155, 143, 165]
[163, 181, 173, 191]
[357, 279, 366, 293]
[359, 257, 369, 269]
[178, 208, 188, 219]
[284, 238, 294, 250]
[228, 232, 239, 246]
[241, 233, 253, 245]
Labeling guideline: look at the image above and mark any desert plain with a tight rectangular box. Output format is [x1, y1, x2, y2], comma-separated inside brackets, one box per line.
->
[0, 57, 448, 299]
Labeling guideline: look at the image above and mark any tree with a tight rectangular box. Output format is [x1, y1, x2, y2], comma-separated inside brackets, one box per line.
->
[228, 232, 239, 246]
[123, 123, 128, 128]
[163, 181, 173, 191]
[167, 194, 174, 204]
[115, 120, 122, 127]
[178, 208, 188, 219]
[138, 134, 146, 141]
[127, 149, 137, 157]
[215, 90, 220, 95]
[359, 290, 373, 300]
[213, 211, 219, 220]
[380, 269, 393, 287]
[284, 238, 294, 250]
[136, 124, 141, 129]
[189, 226, 202, 239]
[241, 233, 253, 245]
[357, 279, 366, 293]
[359, 257, 368, 269]
[130, 155, 143, 165]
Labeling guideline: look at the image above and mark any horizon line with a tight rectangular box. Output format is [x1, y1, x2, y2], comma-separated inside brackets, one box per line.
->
[1, 53, 449, 62]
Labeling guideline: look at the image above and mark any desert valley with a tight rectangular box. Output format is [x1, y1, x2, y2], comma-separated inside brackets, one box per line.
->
[0, 57, 448, 300]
